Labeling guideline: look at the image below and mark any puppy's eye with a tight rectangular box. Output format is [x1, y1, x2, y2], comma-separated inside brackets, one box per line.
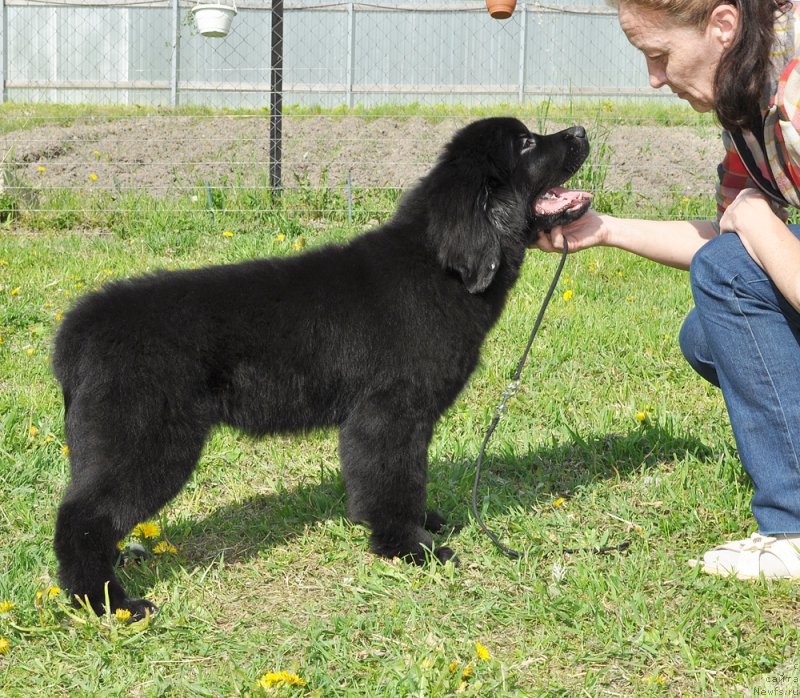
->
[521, 136, 536, 152]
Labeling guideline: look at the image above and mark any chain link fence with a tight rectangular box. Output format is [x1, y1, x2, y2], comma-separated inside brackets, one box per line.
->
[0, 0, 722, 224]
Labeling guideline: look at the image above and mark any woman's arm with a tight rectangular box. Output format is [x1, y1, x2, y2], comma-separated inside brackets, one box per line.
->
[533, 210, 718, 270]
[719, 188, 800, 313]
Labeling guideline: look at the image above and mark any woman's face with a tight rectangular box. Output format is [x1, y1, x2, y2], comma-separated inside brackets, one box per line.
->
[618, 1, 734, 112]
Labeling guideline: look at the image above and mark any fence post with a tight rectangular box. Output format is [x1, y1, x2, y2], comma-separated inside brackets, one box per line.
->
[270, 0, 284, 194]
[0, 0, 6, 104]
[517, 2, 526, 103]
[171, 0, 180, 107]
[346, 2, 355, 108]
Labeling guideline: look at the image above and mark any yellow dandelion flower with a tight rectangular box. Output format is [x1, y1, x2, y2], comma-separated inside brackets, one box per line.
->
[0, 335, 3, 345]
[448, 660, 460, 673]
[562, 289, 573, 302]
[26, 348, 36, 356]
[275, 233, 286, 242]
[38, 166, 46, 173]
[103, 269, 113, 275]
[10, 287, 20, 296]
[643, 674, 667, 685]
[257, 671, 307, 689]
[36, 586, 60, 605]
[222, 231, 234, 238]
[293, 236, 306, 251]
[420, 658, 433, 669]
[116, 541, 126, 551]
[93, 150, 100, 156]
[114, 608, 132, 622]
[635, 411, 647, 422]
[153, 541, 177, 555]
[29, 426, 39, 437]
[62, 445, 70, 456]
[133, 522, 161, 539]
[553, 497, 567, 507]
[0, 602, 15, 614]
[45, 434, 53, 444]
[89, 173, 98, 181]
[55, 311, 64, 322]
[461, 664, 473, 679]
[0, 259, 7, 266]
[0, 638, 9, 655]
[475, 642, 491, 661]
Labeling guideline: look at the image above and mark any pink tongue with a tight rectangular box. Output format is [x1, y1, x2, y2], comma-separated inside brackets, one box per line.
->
[535, 186, 591, 215]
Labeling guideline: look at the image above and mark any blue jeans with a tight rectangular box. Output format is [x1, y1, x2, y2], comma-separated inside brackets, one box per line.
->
[679, 228, 800, 534]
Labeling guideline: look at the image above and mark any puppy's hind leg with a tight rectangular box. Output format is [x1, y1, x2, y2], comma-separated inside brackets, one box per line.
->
[55, 405, 209, 620]
[339, 391, 456, 565]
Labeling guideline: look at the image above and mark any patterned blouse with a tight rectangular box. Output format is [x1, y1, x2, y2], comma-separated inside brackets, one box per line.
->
[716, 1, 800, 227]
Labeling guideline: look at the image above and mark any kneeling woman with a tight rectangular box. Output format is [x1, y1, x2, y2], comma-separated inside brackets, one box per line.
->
[536, 0, 800, 579]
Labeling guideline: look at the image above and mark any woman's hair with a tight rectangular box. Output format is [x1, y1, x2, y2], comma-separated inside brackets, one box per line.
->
[609, 0, 790, 132]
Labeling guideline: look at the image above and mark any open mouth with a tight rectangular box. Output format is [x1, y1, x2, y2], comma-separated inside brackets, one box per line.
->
[534, 186, 592, 217]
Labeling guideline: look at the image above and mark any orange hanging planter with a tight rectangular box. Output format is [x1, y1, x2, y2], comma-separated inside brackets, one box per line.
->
[486, 0, 516, 19]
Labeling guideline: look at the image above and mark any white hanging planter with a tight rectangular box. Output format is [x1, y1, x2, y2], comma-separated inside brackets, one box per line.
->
[191, 0, 237, 37]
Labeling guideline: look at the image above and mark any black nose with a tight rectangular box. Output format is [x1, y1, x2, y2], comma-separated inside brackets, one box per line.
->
[567, 125, 586, 139]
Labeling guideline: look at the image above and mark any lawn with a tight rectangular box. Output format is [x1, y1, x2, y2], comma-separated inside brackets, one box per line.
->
[1, 106, 799, 697]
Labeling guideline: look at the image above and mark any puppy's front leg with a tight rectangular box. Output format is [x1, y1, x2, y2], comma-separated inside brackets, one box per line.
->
[338, 390, 455, 565]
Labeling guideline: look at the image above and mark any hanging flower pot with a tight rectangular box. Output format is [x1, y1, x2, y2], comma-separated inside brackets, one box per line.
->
[191, 0, 238, 37]
[486, 0, 516, 19]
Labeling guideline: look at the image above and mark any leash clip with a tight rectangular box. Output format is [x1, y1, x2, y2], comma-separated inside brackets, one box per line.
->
[494, 380, 521, 419]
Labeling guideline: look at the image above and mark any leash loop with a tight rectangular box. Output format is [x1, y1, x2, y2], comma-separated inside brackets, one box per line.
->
[470, 237, 629, 559]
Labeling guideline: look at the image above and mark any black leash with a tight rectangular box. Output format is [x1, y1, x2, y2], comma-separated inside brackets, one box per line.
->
[471, 237, 630, 559]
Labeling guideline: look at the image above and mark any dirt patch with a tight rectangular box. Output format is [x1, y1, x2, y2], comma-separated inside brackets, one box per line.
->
[0, 115, 724, 204]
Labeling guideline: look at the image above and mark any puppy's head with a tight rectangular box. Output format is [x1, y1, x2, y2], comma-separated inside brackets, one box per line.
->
[424, 117, 591, 294]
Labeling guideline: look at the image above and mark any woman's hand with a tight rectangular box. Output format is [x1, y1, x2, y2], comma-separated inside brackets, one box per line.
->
[720, 187, 800, 312]
[719, 188, 782, 271]
[530, 209, 611, 253]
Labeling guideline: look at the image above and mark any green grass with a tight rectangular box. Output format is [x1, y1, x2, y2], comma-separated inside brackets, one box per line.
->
[0, 97, 715, 133]
[1, 106, 799, 697]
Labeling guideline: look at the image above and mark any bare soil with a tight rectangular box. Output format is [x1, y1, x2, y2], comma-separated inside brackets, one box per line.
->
[0, 114, 724, 204]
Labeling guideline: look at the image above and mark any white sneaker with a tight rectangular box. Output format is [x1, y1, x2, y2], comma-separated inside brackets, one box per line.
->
[689, 533, 800, 580]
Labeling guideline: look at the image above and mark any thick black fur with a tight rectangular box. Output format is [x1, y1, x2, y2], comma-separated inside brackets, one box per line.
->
[52, 117, 590, 618]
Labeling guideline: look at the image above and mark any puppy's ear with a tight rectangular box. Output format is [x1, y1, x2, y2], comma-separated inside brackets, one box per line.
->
[426, 168, 503, 294]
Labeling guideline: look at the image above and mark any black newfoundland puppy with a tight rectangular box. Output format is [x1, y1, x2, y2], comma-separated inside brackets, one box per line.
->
[52, 117, 590, 618]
